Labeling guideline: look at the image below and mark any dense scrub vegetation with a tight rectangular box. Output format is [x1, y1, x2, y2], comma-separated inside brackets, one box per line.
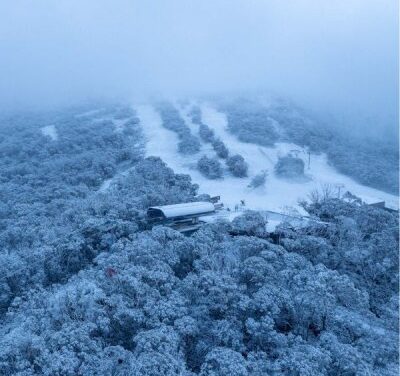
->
[220, 101, 280, 147]
[199, 123, 215, 143]
[226, 154, 248, 177]
[212, 138, 229, 159]
[197, 155, 223, 179]
[188, 106, 230, 162]
[188, 107, 216, 144]
[1, 196, 398, 375]
[0, 106, 198, 314]
[0, 105, 398, 375]
[219, 99, 399, 194]
[274, 154, 305, 178]
[248, 171, 268, 189]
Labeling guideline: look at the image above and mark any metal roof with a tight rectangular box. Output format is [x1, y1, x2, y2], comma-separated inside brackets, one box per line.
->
[148, 201, 215, 219]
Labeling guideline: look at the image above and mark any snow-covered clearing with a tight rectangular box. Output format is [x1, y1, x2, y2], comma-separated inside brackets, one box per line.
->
[136, 102, 398, 222]
[41, 125, 58, 141]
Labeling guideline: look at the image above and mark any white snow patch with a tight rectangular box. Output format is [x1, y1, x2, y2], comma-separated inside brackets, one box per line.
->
[136, 104, 181, 160]
[98, 178, 113, 192]
[41, 125, 58, 141]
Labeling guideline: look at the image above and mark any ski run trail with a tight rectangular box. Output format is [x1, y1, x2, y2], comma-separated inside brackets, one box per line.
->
[136, 101, 398, 227]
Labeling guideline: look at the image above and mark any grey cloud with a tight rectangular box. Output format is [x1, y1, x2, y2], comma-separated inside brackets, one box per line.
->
[0, 0, 397, 134]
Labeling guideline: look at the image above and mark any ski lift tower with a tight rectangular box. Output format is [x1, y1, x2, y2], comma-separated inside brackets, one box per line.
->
[290, 148, 311, 169]
[334, 183, 345, 198]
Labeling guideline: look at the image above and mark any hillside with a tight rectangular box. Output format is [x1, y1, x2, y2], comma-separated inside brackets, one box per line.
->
[0, 102, 398, 375]
[137, 101, 398, 217]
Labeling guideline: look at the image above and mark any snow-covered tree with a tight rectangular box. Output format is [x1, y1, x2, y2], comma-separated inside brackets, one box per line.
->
[199, 123, 215, 143]
[212, 139, 229, 159]
[197, 155, 223, 179]
[248, 170, 268, 188]
[274, 154, 305, 178]
[226, 154, 248, 177]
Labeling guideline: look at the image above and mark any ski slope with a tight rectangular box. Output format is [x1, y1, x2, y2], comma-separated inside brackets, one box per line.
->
[136, 102, 398, 218]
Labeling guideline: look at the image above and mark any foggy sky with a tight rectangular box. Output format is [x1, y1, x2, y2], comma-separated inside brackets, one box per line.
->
[0, 1, 398, 133]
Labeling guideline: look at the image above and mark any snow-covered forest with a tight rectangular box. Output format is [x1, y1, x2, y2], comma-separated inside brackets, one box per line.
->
[0, 101, 398, 375]
[0, 1, 398, 374]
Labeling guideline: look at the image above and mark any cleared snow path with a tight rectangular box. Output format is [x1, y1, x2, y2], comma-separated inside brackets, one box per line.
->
[98, 164, 139, 192]
[97, 117, 142, 192]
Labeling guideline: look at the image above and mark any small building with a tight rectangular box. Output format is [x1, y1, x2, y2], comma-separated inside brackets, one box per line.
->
[368, 201, 398, 213]
[147, 201, 217, 232]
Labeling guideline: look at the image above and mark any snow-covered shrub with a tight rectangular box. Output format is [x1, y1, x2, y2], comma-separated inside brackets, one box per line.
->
[199, 123, 215, 143]
[274, 154, 305, 178]
[158, 102, 200, 155]
[226, 154, 248, 177]
[200, 347, 247, 376]
[188, 106, 202, 125]
[248, 170, 268, 188]
[124, 117, 140, 127]
[156, 102, 188, 135]
[197, 155, 223, 179]
[114, 107, 135, 120]
[212, 138, 229, 159]
[178, 133, 201, 154]
[231, 211, 267, 237]
[222, 101, 279, 147]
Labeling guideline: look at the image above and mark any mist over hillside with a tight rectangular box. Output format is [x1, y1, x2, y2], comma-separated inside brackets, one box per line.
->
[0, 1, 398, 136]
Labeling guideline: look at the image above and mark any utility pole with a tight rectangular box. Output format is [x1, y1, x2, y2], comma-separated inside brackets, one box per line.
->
[335, 183, 345, 198]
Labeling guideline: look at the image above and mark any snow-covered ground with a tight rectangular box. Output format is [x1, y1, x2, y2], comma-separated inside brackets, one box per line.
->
[136, 102, 398, 218]
[41, 125, 58, 141]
